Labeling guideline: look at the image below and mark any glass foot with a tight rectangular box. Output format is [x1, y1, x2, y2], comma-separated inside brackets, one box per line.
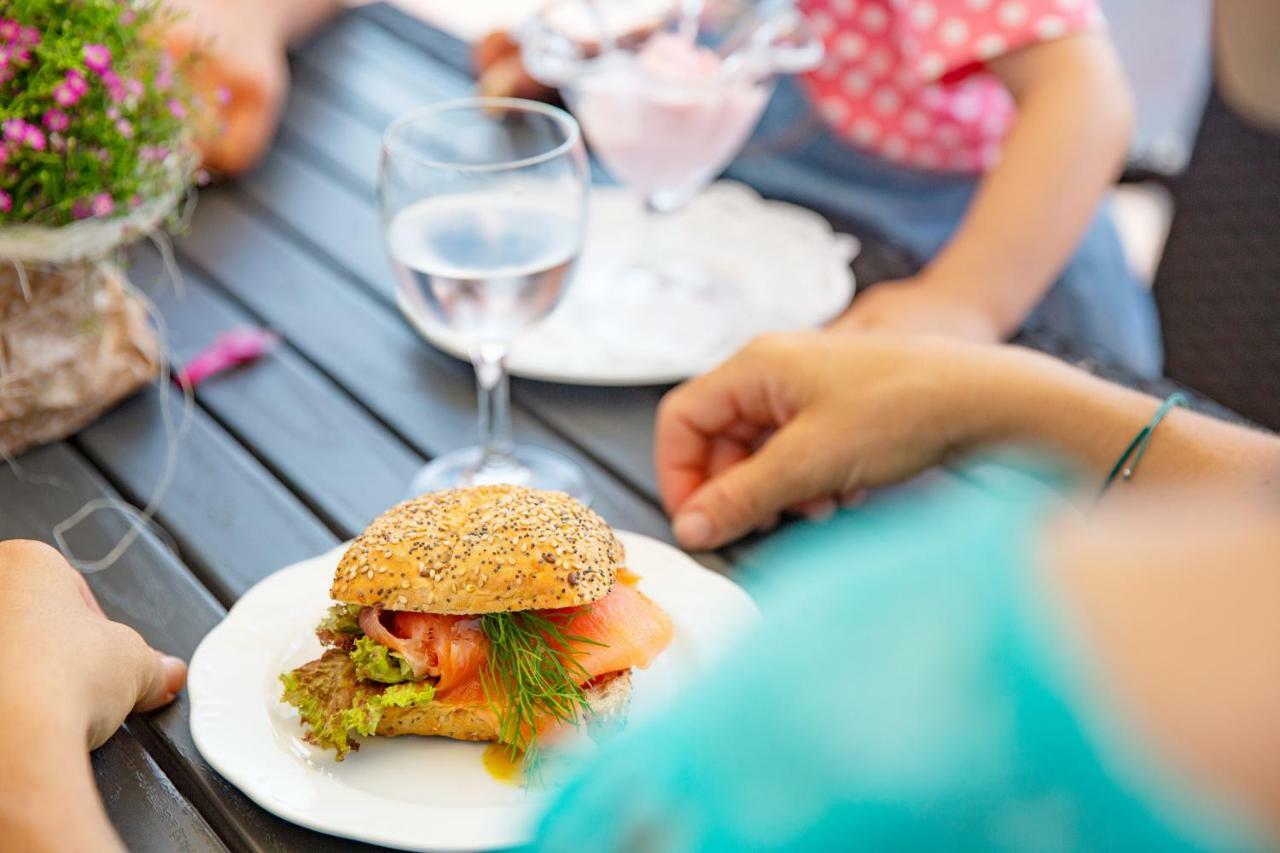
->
[407, 445, 592, 505]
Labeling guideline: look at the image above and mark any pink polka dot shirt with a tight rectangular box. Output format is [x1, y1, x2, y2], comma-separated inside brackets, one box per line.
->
[798, 0, 1106, 173]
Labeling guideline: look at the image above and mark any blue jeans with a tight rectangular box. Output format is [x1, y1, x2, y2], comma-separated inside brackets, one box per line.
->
[725, 78, 1164, 378]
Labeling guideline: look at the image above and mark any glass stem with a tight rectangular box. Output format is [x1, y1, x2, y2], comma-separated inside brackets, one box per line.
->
[638, 194, 671, 280]
[643, 193, 670, 240]
[473, 342, 516, 471]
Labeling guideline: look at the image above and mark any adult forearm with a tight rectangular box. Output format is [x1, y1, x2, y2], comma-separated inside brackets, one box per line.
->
[965, 348, 1280, 489]
[0, 706, 120, 853]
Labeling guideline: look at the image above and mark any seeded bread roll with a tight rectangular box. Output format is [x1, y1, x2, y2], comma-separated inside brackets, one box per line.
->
[331, 485, 623, 614]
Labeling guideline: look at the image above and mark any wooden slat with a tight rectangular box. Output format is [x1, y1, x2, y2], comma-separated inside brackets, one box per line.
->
[252, 104, 672, 501]
[74, 386, 337, 604]
[290, 17, 472, 129]
[279, 85, 381, 193]
[0, 444, 374, 851]
[354, 5, 475, 77]
[306, 14, 473, 97]
[280, 14, 727, 502]
[129, 247, 425, 539]
[174, 188, 692, 554]
[93, 727, 226, 853]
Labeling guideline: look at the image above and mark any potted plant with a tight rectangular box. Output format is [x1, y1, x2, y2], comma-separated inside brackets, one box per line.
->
[0, 0, 200, 457]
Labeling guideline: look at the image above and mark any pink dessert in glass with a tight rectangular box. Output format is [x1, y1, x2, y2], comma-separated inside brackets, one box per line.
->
[521, 0, 821, 338]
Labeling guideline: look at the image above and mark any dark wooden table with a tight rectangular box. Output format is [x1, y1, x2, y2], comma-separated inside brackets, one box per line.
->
[0, 6, 1223, 851]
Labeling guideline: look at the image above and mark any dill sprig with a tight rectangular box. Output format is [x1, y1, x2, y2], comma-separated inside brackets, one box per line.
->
[479, 610, 605, 773]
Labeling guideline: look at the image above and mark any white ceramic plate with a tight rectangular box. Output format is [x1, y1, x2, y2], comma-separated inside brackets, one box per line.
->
[400, 182, 858, 386]
[189, 531, 759, 851]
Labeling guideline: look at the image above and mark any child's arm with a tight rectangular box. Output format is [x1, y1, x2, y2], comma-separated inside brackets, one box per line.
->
[833, 31, 1134, 341]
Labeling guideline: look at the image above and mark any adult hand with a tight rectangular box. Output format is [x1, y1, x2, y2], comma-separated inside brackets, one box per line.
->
[655, 332, 1012, 550]
[0, 540, 187, 852]
[0, 540, 186, 747]
[165, 0, 293, 175]
[828, 277, 1002, 342]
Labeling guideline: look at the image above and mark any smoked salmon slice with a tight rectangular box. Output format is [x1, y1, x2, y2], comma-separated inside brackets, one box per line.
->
[357, 581, 673, 705]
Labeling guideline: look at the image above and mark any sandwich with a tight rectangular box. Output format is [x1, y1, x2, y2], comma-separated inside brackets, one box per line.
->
[280, 485, 673, 761]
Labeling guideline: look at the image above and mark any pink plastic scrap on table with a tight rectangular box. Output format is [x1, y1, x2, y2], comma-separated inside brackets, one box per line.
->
[174, 327, 279, 389]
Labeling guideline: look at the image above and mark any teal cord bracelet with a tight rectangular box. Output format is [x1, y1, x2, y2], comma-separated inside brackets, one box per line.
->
[1099, 391, 1189, 497]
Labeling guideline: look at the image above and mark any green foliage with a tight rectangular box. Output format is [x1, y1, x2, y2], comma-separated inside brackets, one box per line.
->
[480, 610, 605, 769]
[0, 0, 199, 227]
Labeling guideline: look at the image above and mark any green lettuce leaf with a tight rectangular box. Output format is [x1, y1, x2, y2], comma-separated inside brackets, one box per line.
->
[317, 603, 363, 635]
[280, 651, 436, 759]
[350, 635, 416, 684]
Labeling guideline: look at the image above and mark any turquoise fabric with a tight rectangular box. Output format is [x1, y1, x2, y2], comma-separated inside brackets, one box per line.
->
[531, 462, 1260, 852]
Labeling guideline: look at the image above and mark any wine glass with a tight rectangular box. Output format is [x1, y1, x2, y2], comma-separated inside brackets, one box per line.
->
[520, 0, 820, 336]
[379, 98, 591, 501]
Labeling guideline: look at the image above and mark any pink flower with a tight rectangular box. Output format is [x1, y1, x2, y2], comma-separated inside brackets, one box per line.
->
[0, 191, 11, 213]
[71, 200, 91, 220]
[167, 98, 187, 119]
[43, 110, 69, 132]
[23, 126, 45, 151]
[0, 147, 7, 165]
[66, 69, 88, 96]
[0, 21, 17, 42]
[129, 194, 142, 208]
[2, 118, 25, 142]
[140, 145, 170, 162]
[18, 26, 38, 47]
[215, 87, 232, 106]
[53, 84, 80, 107]
[90, 193, 114, 217]
[0, 47, 9, 69]
[83, 43, 111, 73]
[101, 70, 125, 102]
[115, 118, 133, 138]
[155, 55, 174, 90]
[125, 78, 144, 101]
[107, 106, 120, 121]
[175, 328, 280, 388]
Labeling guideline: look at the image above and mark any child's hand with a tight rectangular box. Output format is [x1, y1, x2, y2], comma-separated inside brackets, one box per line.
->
[829, 277, 1001, 343]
